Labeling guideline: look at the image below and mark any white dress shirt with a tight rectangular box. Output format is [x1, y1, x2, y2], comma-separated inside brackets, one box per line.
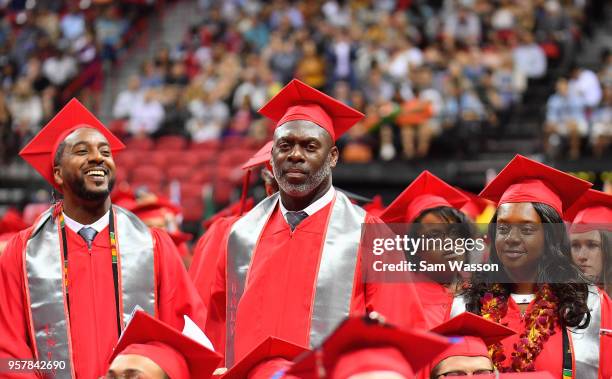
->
[279, 186, 336, 223]
[63, 210, 110, 234]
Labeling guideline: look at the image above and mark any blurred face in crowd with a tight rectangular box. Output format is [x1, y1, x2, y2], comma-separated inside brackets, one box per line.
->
[494, 202, 545, 282]
[106, 354, 167, 379]
[54, 128, 116, 202]
[556, 79, 568, 96]
[431, 356, 494, 379]
[571, 230, 604, 282]
[272, 121, 338, 197]
[414, 210, 466, 282]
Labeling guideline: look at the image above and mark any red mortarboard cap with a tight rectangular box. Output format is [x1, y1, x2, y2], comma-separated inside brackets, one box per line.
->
[109, 310, 221, 379]
[129, 197, 182, 219]
[0, 209, 28, 233]
[564, 189, 612, 232]
[457, 188, 492, 220]
[258, 79, 364, 141]
[363, 195, 385, 217]
[222, 337, 308, 379]
[287, 315, 451, 379]
[429, 312, 516, 370]
[242, 141, 274, 170]
[19, 98, 125, 190]
[479, 155, 592, 216]
[380, 171, 470, 223]
[331, 347, 414, 379]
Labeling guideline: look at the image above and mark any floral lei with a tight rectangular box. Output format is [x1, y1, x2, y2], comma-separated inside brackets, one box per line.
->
[480, 284, 559, 372]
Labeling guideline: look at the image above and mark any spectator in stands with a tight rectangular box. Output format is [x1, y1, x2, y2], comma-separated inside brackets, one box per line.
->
[591, 86, 612, 157]
[94, 5, 127, 63]
[0, 90, 11, 163]
[443, 4, 482, 47]
[7, 78, 43, 143]
[128, 89, 165, 137]
[60, 3, 86, 44]
[569, 65, 603, 109]
[295, 40, 326, 90]
[42, 43, 77, 87]
[385, 36, 423, 85]
[512, 30, 547, 80]
[545, 77, 588, 159]
[140, 60, 165, 88]
[600, 49, 612, 88]
[327, 28, 357, 88]
[186, 90, 227, 142]
[232, 67, 267, 112]
[266, 34, 299, 85]
[112, 75, 143, 120]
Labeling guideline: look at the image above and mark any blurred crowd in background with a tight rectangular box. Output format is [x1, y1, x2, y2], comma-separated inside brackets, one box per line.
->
[1, 0, 610, 167]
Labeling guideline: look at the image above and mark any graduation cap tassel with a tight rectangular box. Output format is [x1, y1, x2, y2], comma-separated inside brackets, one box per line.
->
[239, 170, 251, 216]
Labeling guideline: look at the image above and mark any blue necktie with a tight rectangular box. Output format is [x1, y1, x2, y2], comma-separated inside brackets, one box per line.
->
[286, 211, 308, 231]
[78, 227, 98, 248]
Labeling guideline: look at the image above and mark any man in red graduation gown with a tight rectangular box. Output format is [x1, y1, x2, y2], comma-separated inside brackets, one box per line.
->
[192, 79, 425, 374]
[0, 99, 207, 379]
[107, 310, 221, 379]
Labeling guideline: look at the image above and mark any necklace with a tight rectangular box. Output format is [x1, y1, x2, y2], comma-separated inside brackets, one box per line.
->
[481, 284, 558, 372]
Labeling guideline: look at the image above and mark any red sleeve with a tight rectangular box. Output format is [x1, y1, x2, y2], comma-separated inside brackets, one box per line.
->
[153, 228, 207, 332]
[189, 217, 236, 303]
[355, 214, 427, 329]
[0, 229, 38, 378]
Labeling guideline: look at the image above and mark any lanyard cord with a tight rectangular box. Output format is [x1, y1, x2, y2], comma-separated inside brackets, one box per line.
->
[59, 208, 122, 337]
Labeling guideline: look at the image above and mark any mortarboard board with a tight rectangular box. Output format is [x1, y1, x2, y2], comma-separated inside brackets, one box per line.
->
[380, 171, 470, 223]
[241, 141, 274, 171]
[563, 189, 612, 232]
[479, 155, 592, 216]
[428, 312, 516, 370]
[222, 337, 309, 379]
[286, 314, 451, 379]
[19, 98, 125, 191]
[109, 310, 221, 379]
[258, 79, 364, 141]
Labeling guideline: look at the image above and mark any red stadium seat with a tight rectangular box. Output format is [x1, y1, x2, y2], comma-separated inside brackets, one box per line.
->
[163, 151, 200, 167]
[156, 135, 188, 151]
[212, 179, 236, 205]
[190, 140, 220, 151]
[189, 165, 215, 184]
[180, 182, 204, 200]
[181, 197, 204, 222]
[131, 165, 164, 183]
[126, 136, 154, 151]
[166, 165, 194, 182]
[113, 151, 145, 170]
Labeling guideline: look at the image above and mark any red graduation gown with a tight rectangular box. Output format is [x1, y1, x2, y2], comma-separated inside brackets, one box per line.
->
[0, 224, 207, 379]
[192, 201, 426, 372]
[494, 293, 612, 379]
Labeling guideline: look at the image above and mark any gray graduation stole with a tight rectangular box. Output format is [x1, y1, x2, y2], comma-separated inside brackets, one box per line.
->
[225, 190, 366, 366]
[450, 285, 602, 378]
[23, 205, 156, 378]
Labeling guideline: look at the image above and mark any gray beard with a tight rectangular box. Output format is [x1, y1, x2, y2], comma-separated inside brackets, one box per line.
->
[273, 155, 332, 197]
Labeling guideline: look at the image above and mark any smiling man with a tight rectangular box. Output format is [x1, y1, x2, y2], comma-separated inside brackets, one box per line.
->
[193, 79, 425, 377]
[0, 99, 206, 379]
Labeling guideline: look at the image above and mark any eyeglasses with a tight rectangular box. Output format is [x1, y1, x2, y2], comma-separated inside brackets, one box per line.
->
[436, 369, 495, 377]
